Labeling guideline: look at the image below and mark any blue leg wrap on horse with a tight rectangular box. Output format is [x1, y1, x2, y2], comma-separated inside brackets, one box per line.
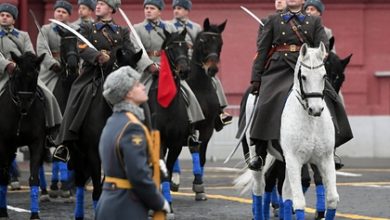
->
[93, 200, 98, 210]
[0, 185, 7, 208]
[252, 194, 256, 217]
[283, 199, 293, 220]
[39, 166, 47, 190]
[161, 181, 172, 203]
[263, 192, 271, 220]
[271, 187, 279, 205]
[253, 195, 263, 220]
[191, 153, 202, 175]
[325, 209, 336, 220]
[295, 209, 305, 220]
[172, 159, 181, 173]
[51, 161, 59, 182]
[302, 186, 309, 194]
[30, 186, 39, 213]
[316, 184, 326, 212]
[75, 187, 84, 218]
[279, 196, 284, 219]
[59, 162, 68, 182]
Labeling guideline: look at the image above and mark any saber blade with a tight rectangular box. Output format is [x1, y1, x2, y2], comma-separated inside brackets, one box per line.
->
[240, 6, 264, 26]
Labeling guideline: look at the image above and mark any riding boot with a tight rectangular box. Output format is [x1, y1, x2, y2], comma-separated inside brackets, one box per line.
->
[188, 124, 201, 147]
[214, 110, 233, 132]
[248, 140, 267, 171]
[334, 152, 344, 170]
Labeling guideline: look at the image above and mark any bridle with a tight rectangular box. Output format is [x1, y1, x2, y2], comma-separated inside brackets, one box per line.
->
[8, 65, 39, 136]
[297, 61, 325, 100]
[165, 39, 189, 74]
[193, 31, 222, 66]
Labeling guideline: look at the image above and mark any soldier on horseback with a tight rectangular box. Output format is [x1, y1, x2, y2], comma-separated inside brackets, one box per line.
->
[0, 3, 62, 147]
[248, 0, 353, 171]
[71, 0, 96, 31]
[54, 0, 157, 161]
[96, 66, 170, 219]
[168, 0, 233, 130]
[132, 0, 204, 146]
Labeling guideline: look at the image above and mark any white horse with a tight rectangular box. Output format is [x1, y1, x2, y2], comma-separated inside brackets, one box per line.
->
[235, 42, 338, 220]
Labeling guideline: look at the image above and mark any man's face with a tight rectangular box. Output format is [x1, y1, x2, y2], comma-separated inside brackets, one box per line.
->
[286, 0, 304, 8]
[95, 1, 112, 18]
[275, 0, 287, 11]
[173, 6, 189, 20]
[305, 5, 321, 16]
[0, 12, 15, 27]
[54, 8, 70, 23]
[78, 4, 93, 19]
[144, 5, 161, 21]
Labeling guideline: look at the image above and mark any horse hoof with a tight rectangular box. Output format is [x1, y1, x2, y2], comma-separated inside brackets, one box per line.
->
[315, 211, 325, 220]
[192, 183, 205, 193]
[60, 189, 71, 198]
[49, 189, 59, 198]
[170, 183, 179, 192]
[30, 212, 40, 219]
[273, 207, 279, 217]
[10, 181, 21, 191]
[166, 212, 175, 220]
[195, 192, 208, 201]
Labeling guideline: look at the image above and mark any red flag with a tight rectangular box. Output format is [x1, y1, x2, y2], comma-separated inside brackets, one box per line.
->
[157, 50, 177, 108]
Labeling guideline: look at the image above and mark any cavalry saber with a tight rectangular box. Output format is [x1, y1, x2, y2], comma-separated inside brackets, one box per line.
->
[49, 18, 97, 51]
[118, 8, 148, 57]
[240, 6, 264, 26]
[224, 95, 259, 163]
[30, 9, 53, 58]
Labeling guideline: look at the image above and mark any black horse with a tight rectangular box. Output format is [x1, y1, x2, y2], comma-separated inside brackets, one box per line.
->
[147, 29, 192, 208]
[0, 52, 46, 219]
[186, 18, 227, 197]
[53, 28, 80, 112]
[69, 47, 143, 219]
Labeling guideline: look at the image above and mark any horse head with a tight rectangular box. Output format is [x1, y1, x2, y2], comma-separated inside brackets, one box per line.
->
[116, 47, 143, 69]
[9, 51, 45, 114]
[192, 18, 226, 77]
[162, 28, 190, 79]
[58, 27, 79, 77]
[325, 37, 352, 93]
[295, 42, 327, 117]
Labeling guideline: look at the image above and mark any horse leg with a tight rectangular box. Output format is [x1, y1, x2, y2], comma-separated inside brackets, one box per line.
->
[170, 159, 181, 192]
[263, 161, 279, 220]
[0, 146, 12, 219]
[252, 169, 264, 220]
[192, 140, 208, 201]
[89, 150, 102, 209]
[49, 161, 60, 198]
[316, 155, 339, 220]
[311, 163, 326, 220]
[283, 156, 305, 220]
[28, 141, 44, 220]
[38, 165, 50, 202]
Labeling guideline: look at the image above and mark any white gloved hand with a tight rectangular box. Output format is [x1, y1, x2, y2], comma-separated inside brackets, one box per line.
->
[162, 199, 171, 213]
[159, 159, 168, 178]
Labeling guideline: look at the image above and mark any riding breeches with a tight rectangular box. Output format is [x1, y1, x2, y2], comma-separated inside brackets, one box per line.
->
[211, 76, 228, 109]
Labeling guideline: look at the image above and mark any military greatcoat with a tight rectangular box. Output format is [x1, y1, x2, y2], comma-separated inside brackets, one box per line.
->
[56, 20, 153, 144]
[250, 10, 352, 147]
[96, 111, 165, 220]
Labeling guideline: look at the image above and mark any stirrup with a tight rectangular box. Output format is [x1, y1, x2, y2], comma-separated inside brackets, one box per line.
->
[248, 155, 263, 171]
[53, 145, 70, 162]
[334, 154, 344, 170]
[220, 112, 233, 125]
[187, 135, 201, 147]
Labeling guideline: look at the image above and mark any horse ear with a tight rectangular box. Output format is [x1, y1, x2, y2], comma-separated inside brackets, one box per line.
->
[10, 51, 19, 63]
[341, 54, 352, 68]
[300, 43, 308, 57]
[329, 36, 335, 52]
[218, 20, 227, 33]
[134, 50, 143, 63]
[203, 18, 210, 31]
[319, 41, 327, 59]
[37, 53, 46, 66]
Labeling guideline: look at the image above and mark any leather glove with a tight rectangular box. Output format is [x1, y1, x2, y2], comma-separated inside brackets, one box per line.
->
[96, 52, 110, 64]
[6, 62, 16, 75]
[51, 63, 62, 73]
[162, 200, 171, 213]
[148, 63, 159, 75]
[250, 81, 261, 95]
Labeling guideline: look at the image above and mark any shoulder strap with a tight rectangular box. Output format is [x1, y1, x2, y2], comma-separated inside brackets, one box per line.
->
[288, 19, 305, 44]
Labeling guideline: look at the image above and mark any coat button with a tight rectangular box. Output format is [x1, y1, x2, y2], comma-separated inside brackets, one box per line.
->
[93, 30, 97, 34]
[304, 31, 307, 34]
[306, 21, 309, 24]
[283, 43, 287, 45]
[281, 21, 284, 24]
[285, 53, 288, 56]
[282, 32, 285, 35]
[114, 40, 117, 43]
[94, 40, 98, 43]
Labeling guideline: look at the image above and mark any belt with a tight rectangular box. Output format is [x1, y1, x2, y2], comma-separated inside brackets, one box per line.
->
[104, 176, 132, 190]
[274, 44, 301, 52]
[147, 50, 162, 57]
